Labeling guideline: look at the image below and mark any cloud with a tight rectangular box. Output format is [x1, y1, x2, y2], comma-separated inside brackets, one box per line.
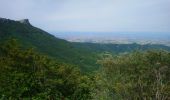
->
[0, 0, 170, 32]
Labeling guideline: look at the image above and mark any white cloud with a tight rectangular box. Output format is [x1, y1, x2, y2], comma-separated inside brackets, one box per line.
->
[0, 0, 170, 32]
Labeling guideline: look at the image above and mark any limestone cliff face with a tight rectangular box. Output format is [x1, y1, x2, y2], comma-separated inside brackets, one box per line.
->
[0, 18, 31, 25]
[18, 19, 31, 25]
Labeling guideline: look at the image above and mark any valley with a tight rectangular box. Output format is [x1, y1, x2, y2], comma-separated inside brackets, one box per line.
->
[0, 18, 170, 99]
[55, 32, 170, 46]
[1, 0, 170, 99]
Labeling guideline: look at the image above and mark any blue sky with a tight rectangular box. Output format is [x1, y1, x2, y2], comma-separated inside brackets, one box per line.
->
[0, 0, 170, 32]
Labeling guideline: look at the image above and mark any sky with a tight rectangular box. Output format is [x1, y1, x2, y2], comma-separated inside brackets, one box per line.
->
[0, 0, 170, 33]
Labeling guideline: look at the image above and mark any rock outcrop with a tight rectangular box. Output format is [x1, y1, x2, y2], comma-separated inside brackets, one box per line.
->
[18, 19, 31, 25]
[0, 18, 31, 26]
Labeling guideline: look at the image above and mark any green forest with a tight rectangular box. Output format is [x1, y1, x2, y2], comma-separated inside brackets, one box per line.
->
[0, 18, 170, 99]
[0, 39, 169, 99]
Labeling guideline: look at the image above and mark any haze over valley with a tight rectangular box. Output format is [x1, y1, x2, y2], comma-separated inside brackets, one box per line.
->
[55, 32, 170, 46]
[0, 0, 170, 99]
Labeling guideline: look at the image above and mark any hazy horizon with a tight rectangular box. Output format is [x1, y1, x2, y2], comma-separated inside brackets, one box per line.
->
[54, 32, 170, 46]
[0, 0, 170, 33]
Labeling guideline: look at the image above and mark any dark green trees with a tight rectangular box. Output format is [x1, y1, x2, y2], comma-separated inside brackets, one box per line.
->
[0, 39, 170, 99]
[96, 50, 170, 100]
[0, 39, 92, 99]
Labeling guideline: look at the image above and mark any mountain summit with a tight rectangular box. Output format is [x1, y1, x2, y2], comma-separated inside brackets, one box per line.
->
[0, 18, 31, 25]
[0, 18, 99, 72]
[1, 18, 170, 72]
[0, 17, 13, 23]
[18, 19, 31, 25]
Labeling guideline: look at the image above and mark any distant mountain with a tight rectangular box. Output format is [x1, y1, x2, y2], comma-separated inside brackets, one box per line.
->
[1, 18, 170, 72]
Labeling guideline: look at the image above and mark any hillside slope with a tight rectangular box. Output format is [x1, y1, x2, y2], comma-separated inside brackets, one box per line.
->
[1, 18, 170, 72]
[0, 18, 100, 72]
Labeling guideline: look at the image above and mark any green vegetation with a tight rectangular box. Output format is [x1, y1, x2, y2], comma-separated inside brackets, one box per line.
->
[1, 19, 170, 72]
[0, 18, 170, 99]
[0, 39, 169, 99]
[94, 50, 170, 99]
[0, 19, 99, 72]
[0, 39, 93, 99]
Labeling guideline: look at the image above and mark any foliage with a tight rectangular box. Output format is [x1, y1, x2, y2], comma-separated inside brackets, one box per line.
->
[0, 19, 170, 99]
[0, 40, 170, 99]
[0, 39, 92, 99]
[1, 19, 170, 73]
[0, 20, 99, 72]
[95, 50, 170, 100]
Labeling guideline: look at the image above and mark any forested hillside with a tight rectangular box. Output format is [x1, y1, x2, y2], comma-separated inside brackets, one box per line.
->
[0, 18, 99, 72]
[94, 50, 170, 99]
[0, 40, 169, 99]
[1, 18, 170, 72]
[0, 40, 92, 99]
[0, 18, 170, 99]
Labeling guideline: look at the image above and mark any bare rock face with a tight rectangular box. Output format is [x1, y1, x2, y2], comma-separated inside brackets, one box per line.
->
[0, 18, 31, 26]
[18, 19, 31, 25]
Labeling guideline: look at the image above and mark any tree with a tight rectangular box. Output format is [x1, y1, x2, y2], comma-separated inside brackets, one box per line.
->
[96, 50, 170, 100]
[0, 39, 93, 99]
